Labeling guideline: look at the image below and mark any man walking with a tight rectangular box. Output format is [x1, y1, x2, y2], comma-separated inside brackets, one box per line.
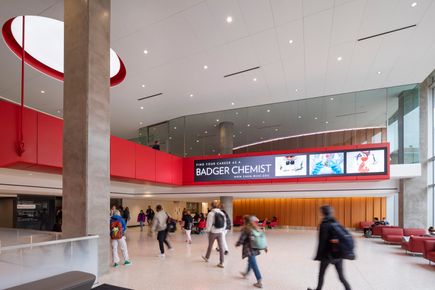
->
[202, 201, 226, 268]
[110, 210, 131, 267]
[152, 204, 172, 258]
[308, 205, 352, 290]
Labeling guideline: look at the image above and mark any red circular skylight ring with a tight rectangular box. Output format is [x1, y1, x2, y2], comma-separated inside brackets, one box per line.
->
[2, 16, 126, 87]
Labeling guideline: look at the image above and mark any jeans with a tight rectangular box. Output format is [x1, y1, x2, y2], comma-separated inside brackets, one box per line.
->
[157, 230, 171, 254]
[316, 259, 351, 290]
[222, 230, 229, 251]
[139, 221, 144, 231]
[247, 255, 262, 281]
[205, 232, 224, 264]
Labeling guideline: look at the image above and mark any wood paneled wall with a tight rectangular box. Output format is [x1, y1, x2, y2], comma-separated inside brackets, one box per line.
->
[234, 128, 387, 154]
[233, 197, 386, 228]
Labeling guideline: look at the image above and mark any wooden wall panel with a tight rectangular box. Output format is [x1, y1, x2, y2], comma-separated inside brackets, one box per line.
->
[381, 197, 387, 219]
[373, 198, 381, 219]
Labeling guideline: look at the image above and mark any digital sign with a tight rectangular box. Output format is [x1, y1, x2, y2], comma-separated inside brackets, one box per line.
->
[194, 147, 388, 182]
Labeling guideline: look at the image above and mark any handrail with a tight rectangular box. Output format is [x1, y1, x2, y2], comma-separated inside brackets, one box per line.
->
[0, 235, 98, 251]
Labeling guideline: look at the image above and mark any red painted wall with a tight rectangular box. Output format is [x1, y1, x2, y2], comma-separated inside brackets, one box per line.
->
[37, 113, 63, 168]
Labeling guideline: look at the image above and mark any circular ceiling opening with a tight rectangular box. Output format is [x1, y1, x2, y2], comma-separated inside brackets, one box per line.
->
[2, 15, 126, 86]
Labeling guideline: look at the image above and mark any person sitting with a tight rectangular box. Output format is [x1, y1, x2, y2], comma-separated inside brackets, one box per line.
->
[382, 217, 389, 226]
[429, 226, 435, 236]
[197, 217, 206, 234]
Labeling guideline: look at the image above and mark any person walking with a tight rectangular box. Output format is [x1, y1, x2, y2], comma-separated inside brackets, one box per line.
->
[152, 204, 172, 258]
[110, 210, 131, 267]
[146, 206, 155, 225]
[182, 210, 193, 243]
[236, 215, 267, 289]
[202, 201, 226, 268]
[137, 210, 146, 232]
[123, 207, 131, 226]
[216, 204, 231, 255]
[308, 205, 352, 290]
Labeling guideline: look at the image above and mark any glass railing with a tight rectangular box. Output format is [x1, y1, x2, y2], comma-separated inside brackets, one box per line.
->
[0, 230, 98, 289]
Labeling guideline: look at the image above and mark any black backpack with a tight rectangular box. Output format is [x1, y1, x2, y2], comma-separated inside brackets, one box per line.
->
[329, 222, 355, 260]
[222, 210, 232, 230]
[213, 211, 225, 229]
[166, 213, 177, 233]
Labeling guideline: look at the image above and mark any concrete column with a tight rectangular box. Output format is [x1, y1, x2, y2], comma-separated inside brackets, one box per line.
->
[62, 0, 111, 275]
[218, 122, 234, 154]
[399, 80, 429, 228]
[220, 196, 233, 226]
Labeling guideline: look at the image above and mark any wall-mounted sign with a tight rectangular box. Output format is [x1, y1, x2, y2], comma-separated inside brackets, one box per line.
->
[194, 147, 388, 182]
[194, 154, 307, 182]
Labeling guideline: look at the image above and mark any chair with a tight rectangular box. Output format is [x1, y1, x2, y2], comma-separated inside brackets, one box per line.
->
[423, 240, 435, 264]
[381, 227, 404, 244]
[402, 236, 435, 255]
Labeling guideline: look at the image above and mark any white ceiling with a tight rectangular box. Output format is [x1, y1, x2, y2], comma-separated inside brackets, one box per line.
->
[1, 0, 435, 140]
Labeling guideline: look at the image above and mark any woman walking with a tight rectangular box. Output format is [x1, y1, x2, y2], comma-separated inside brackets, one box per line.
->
[182, 210, 193, 243]
[236, 215, 267, 289]
[137, 210, 146, 231]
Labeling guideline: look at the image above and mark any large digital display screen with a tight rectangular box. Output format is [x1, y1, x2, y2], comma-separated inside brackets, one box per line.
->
[193, 147, 388, 182]
[346, 149, 386, 174]
[194, 154, 307, 182]
[309, 152, 344, 176]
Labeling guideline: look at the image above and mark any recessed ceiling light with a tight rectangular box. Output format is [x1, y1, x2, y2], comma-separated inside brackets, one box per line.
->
[262, 121, 265, 124]
[140, 106, 144, 110]
[231, 102, 235, 106]
[141, 84, 145, 88]
[298, 116, 302, 119]
[174, 126, 177, 130]
[203, 65, 208, 70]
[204, 130, 208, 134]
[41, 90, 45, 94]
[330, 97, 334, 101]
[143, 49, 148, 54]
[232, 134, 236, 138]
[239, 131, 242, 134]
[288, 39, 294, 44]
[57, 110, 61, 113]
[295, 89, 298, 92]
[253, 78, 257, 82]
[267, 109, 271, 112]
[325, 121, 329, 124]
[260, 137, 263, 140]
[226, 16, 233, 23]
[377, 71, 382, 75]
[190, 94, 194, 98]
[139, 122, 143, 125]
[169, 136, 172, 140]
[235, 112, 239, 115]
[139, 133, 142, 136]
[196, 140, 199, 143]
[216, 119, 220, 122]
[314, 117, 318, 120]
[214, 124, 217, 127]
[275, 128, 279, 131]
[247, 124, 251, 127]
[337, 56, 342, 61]
[411, 2, 417, 7]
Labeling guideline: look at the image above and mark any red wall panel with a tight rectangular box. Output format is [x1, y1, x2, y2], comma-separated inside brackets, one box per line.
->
[0, 101, 37, 167]
[37, 113, 63, 168]
[171, 156, 183, 185]
[135, 144, 156, 182]
[110, 136, 135, 179]
[155, 151, 173, 184]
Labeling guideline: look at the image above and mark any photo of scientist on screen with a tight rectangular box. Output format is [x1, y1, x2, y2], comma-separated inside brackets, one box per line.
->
[274, 155, 307, 177]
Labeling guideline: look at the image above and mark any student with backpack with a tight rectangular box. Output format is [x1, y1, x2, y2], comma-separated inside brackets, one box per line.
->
[110, 210, 131, 267]
[202, 201, 226, 268]
[236, 215, 267, 289]
[216, 204, 231, 255]
[152, 204, 173, 258]
[308, 205, 353, 290]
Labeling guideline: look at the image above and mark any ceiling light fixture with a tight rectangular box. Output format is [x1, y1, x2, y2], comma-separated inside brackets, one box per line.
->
[325, 121, 329, 124]
[143, 49, 148, 54]
[253, 78, 257, 82]
[247, 124, 251, 127]
[267, 109, 271, 112]
[377, 71, 382, 75]
[216, 119, 220, 122]
[203, 65, 208, 70]
[262, 121, 265, 124]
[173, 127, 177, 130]
[226, 16, 233, 23]
[204, 130, 208, 134]
[189, 94, 194, 98]
[41, 90, 45, 94]
[411, 2, 417, 7]
[231, 102, 235, 106]
[141, 84, 145, 88]
[235, 112, 239, 115]
[232, 134, 236, 138]
[298, 116, 302, 119]
[139, 122, 143, 125]
[295, 89, 298, 92]
[314, 117, 318, 120]
[57, 110, 61, 113]
[330, 97, 334, 101]
[275, 128, 279, 131]
[140, 106, 144, 110]
[196, 140, 199, 143]
[337, 56, 342, 61]
[288, 39, 294, 44]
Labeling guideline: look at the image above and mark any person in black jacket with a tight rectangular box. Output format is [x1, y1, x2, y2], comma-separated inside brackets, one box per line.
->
[308, 205, 351, 290]
[182, 210, 193, 243]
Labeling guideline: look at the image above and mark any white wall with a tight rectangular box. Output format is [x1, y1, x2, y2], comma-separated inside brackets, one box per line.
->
[386, 194, 399, 226]
[122, 198, 187, 226]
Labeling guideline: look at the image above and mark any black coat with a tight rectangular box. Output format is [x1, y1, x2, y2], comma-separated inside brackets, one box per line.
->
[314, 217, 336, 261]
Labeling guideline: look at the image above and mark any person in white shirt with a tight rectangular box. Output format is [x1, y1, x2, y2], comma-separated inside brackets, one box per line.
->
[152, 204, 172, 258]
[202, 201, 226, 268]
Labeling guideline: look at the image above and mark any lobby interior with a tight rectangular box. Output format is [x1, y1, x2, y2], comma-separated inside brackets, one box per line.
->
[1, 0, 435, 289]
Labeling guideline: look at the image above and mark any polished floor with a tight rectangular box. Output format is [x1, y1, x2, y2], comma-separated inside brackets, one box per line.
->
[99, 227, 435, 290]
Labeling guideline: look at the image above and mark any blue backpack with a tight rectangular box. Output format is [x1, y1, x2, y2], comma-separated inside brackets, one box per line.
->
[329, 222, 355, 260]
[251, 229, 267, 250]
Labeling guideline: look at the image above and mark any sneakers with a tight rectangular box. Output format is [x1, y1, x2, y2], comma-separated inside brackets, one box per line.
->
[253, 281, 263, 288]
[169, 247, 174, 251]
[158, 253, 166, 258]
[113, 263, 119, 268]
[240, 271, 248, 279]
[217, 263, 224, 268]
[202, 255, 209, 262]
[124, 260, 132, 266]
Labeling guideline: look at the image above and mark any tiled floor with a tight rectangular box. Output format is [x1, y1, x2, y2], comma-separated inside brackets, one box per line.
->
[99, 227, 435, 290]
